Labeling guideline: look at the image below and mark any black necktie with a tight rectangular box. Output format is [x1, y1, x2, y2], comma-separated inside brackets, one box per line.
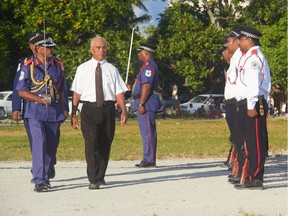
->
[96, 63, 104, 106]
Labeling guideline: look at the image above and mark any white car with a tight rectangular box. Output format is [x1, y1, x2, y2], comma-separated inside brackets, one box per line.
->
[180, 94, 225, 114]
[0, 91, 13, 117]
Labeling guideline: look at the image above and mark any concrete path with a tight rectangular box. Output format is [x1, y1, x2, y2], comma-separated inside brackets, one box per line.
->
[0, 155, 287, 216]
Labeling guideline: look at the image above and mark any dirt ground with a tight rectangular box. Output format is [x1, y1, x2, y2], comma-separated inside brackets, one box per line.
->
[0, 154, 287, 216]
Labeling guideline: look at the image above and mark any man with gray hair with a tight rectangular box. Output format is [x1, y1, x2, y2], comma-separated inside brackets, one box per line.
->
[71, 36, 127, 189]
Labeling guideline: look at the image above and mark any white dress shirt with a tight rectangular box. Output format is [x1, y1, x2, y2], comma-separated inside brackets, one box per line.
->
[71, 58, 127, 102]
[224, 48, 242, 100]
[235, 46, 271, 109]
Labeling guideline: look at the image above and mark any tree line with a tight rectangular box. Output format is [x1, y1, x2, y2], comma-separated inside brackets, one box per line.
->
[0, 0, 286, 105]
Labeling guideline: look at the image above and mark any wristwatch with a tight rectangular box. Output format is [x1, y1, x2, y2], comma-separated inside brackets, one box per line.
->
[138, 103, 144, 107]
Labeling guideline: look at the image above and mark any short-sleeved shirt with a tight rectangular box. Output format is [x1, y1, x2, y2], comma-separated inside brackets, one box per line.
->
[12, 56, 34, 114]
[132, 58, 159, 96]
[16, 56, 66, 122]
[132, 58, 162, 112]
[70, 58, 127, 102]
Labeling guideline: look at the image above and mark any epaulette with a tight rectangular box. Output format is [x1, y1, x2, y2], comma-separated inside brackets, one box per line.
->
[144, 62, 150, 66]
[35, 59, 41, 66]
[54, 58, 62, 65]
[251, 49, 257, 55]
[23, 59, 33, 67]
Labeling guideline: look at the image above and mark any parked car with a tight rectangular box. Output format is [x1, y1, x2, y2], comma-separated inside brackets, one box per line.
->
[125, 92, 180, 116]
[0, 91, 13, 117]
[180, 94, 225, 114]
[178, 94, 191, 103]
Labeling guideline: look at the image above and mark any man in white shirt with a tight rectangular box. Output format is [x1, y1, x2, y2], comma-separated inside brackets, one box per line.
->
[71, 36, 127, 189]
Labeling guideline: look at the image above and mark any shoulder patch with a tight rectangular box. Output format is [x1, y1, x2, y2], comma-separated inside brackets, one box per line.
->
[16, 63, 21, 72]
[145, 62, 150, 66]
[145, 70, 152, 77]
[251, 49, 257, 55]
[23, 59, 33, 67]
[19, 71, 25, 81]
[251, 61, 258, 69]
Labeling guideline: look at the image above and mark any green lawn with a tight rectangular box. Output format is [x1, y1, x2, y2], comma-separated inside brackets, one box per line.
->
[0, 117, 287, 161]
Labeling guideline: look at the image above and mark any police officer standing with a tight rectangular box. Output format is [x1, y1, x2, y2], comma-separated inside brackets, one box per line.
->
[233, 26, 271, 190]
[132, 42, 163, 168]
[223, 28, 245, 184]
[16, 34, 68, 192]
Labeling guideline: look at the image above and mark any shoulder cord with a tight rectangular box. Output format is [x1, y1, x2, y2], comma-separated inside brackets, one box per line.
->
[231, 51, 264, 87]
[30, 61, 54, 99]
[228, 55, 244, 85]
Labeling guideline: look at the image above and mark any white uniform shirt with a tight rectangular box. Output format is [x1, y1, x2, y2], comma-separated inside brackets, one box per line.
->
[235, 46, 271, 109]
[224, 48, 242, 100]
[71, 58, 127, 102]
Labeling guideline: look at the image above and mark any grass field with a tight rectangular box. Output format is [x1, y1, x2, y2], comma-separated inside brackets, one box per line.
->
[0, 117, 287, 161]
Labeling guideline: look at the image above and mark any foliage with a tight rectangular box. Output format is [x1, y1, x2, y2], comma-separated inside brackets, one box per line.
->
[150, 0, 287, 97]
[0, 0, 150, 89]
[153, 1, 228, 94]
[0, 0, 286, 99]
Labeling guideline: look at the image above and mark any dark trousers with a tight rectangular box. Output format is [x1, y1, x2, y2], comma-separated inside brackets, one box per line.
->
[81, 101, 116, 183]
[225, 103, 244, 175]
[237, 99, 268, 181]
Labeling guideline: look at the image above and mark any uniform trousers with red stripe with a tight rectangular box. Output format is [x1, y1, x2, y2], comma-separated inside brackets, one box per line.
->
[225, 102, 244, 176]
[136, 111, 157, 163]
[237, 99, 268, 182]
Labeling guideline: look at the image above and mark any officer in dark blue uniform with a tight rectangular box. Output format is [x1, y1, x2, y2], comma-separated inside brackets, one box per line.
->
[16, 33, 68, 192]
[12, 33, 41, 152]
[132, 42, 163, 168]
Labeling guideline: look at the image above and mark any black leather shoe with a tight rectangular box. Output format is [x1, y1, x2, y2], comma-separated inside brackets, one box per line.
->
[89, 183, 100, 190]
[234, 179, 264, 190]
[135, 160, 156, 168]
[227, 174, 235, 179]
[99, 179, 107, 185]
[34, 183, 48, 192]
[223, 160, 229, 167]
[228, 177, 240, 184]
[45, 180, 52, 189]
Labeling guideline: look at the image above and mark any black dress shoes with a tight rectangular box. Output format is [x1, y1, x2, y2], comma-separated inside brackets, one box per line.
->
[228, 177, 240, 184]
[89, 183, 100, 190]
[45, 180, 52, 189]
[99, 179, 107, 185]
[34, 183, 48, 192]
[135, 160, 156, 168]
[234, 179, 264, 190]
